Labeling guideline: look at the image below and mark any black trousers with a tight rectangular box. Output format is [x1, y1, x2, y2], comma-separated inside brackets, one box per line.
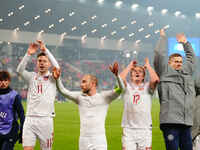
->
[0, 124, 19, 150]
[160, 124, 193, 150]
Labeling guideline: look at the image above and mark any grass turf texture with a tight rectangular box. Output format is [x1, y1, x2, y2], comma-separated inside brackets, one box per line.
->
[15, 98, 165, 150]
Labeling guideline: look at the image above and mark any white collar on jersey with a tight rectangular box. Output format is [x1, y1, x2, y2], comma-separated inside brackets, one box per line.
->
[36, 71, 51, 81]
[37, 71, 51, 77]
[81, 92, 98, 97]
[129, 82, 145, 89]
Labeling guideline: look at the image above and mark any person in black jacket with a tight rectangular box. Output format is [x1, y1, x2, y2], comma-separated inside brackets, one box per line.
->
[0, 70, 25, 150]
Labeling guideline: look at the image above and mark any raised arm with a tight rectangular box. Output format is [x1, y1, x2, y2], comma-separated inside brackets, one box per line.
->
[154, 29, 168, 77]
[102, 62, 125, 103]
[37, 40, 60, 69]
[52, 67, 79, 104]
[176, 33, 195, 74]
[144, 58, 160, 92]
[120, 61, 136, 86]
[16, 43, 38, 81]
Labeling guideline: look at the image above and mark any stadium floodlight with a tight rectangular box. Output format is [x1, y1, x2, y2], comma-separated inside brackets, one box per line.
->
[101, 24, 107, 28]
[119, 38, 125, 42]
[145, 34, 151, 39]
[69, 11, 75, 16]
[111, 31, 117, 35]
[161, 9, 168, 15]
[18, 5, 25, 10]
[97, 0, 104, 5]
[81, 21, 87, 25]
[126, 53, 130, 58]
[148, 22, 154, 27]
[129, 33, 135, 37]
[37, 30, 44, 39]
[101, 36, 106, 40]
[39, 30, 44, 34]
[91, 29, 97, 33]
[81, 34, 87, 40]
[147, 6, 154, 12]
[115, 1, 123, 9]
[196, 13, 200, 19]
[61, 32, 67, 36]
[163, 24, 170, 29]
[131, 20, 136, 24]
[60, 32, 67, 40]
[59, 18, 65, 23]
[121, 25, 127, 30]
[91, 15, 97, 20]
[147, 6, 154, 16]
[112, 18, 118, 22]
[0, 18, 3, 22]
[44, 8, 51, 14]
[48, 24, 54, 29]
[131, 4, 139, 11]
[154, 30, 160, 34]
[135, 40, 141, 44]
[174, 11, 181, 17]
[24, 21, 30, 26]
[14, 27, 19, 32]
[138, 27, 144, 32]
[8, 12, 14, 17]
[34, 15, 40, 20]
[71, 26, 77, 31]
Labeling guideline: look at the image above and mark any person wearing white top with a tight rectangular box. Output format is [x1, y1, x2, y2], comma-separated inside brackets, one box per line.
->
[52, 62, 124, 150]
[120, 58, 159, 150]
[16, 41, 60, 150]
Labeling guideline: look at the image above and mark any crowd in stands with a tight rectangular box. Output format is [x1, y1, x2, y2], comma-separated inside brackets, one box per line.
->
[0, 42, 199, 101]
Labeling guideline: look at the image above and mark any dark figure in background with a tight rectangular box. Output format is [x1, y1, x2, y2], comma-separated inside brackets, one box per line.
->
[0, 70, 25, 150]
[154, 29, 196, 150]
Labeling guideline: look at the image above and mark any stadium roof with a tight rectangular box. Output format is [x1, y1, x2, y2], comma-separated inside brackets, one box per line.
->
[0, 0, 200, 45]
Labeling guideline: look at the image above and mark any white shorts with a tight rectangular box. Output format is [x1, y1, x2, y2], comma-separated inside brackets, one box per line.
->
[22, 116, 54, 150]
[193, 135, 200, 150]
[122, 128, 152, 150]
[79, 134, 107, 150]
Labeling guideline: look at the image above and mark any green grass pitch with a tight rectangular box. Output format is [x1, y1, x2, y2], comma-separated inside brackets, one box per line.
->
[15, 98, 165, 150]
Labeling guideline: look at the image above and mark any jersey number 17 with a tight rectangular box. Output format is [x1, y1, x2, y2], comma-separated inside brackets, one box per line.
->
[133, 94, 140, 104]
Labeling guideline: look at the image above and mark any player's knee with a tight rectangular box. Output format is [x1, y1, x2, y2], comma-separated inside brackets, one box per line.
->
[23, 146, 34, 150]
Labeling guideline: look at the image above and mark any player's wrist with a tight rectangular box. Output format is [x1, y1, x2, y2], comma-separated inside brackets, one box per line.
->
[27, 50, 32, 56]
[145, 64, 151, 69]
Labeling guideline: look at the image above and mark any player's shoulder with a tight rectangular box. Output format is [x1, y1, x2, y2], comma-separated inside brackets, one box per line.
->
[144, 81, 150, 87]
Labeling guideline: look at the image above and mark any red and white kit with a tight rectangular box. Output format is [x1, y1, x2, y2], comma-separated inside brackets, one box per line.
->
[122, 82, 153, 150]
[17, 49, 59, 150]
